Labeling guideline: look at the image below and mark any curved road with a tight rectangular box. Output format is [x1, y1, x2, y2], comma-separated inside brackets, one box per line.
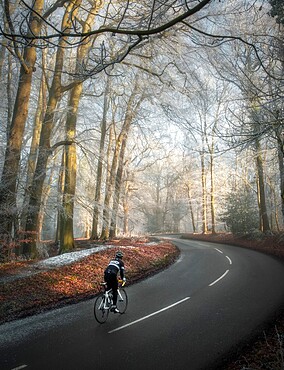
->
[1, 238, 284, 370]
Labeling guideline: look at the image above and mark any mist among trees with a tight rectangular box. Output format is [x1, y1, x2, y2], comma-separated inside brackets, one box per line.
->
[0, 0, 283, 260]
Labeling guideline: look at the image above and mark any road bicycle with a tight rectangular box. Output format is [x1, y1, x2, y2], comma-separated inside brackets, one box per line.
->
[94, 279, 128, 323]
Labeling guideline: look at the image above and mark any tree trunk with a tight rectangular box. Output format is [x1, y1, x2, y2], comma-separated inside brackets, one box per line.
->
[200, 143, 208, 234]
[109, 135, 128, 238]
[277, 135, 284, 222]
[0, 0, 44, 241]
[59, 146, 76, 253]
[100, 131, 122, 239]
[59, 2, 102, 252]
[186, 184, 196, 233]
[101, 86, 142, 239]
[59, 84, 82, 253]
[255, 139, 270, 233]
[90, 77, 110, 240]
[24, 2, 79, 257]
[56, 152, 65, 244]
[123, 186, 130, 235]
[53, 1, 104, 251]
[209, 150, 216, 234]
[21, 70, 46, 231]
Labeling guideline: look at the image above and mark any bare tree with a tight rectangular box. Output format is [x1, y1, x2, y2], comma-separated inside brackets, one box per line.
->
[0, 0, 45, 242]
[24, 1, 82, 257]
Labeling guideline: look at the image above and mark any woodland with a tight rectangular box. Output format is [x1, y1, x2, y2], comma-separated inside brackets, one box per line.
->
[0, 0, 284, 261]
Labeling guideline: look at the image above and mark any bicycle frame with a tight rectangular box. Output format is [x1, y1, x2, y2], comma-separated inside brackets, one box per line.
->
[94, 280, 128, 323]
[99, 282, 125, 310]
[98, 288, 112, 310]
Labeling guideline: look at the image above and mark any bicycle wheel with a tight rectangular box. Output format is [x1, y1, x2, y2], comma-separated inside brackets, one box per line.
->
[117, 288, 128, 314]
[94, 293, 109, 323]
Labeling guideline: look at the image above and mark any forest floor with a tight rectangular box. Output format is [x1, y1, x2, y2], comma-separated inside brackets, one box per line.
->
[0, 234, 284, 369]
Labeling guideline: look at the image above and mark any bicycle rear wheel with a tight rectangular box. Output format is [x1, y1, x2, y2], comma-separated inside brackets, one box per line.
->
[94, 293, 109, 323]
[117, 288, 128, 314]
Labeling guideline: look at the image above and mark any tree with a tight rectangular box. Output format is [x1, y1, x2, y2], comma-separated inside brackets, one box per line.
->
[24, 1, 82, 257]
[101, 79, 144, 239]
[0, 0, 44, 242]
[222, 187, 259, 234]
[59, 1, 104, 253]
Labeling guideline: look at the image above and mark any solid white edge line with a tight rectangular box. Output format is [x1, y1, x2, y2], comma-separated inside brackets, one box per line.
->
[108, 297, 190, 334]
[11, 365, 27, 370]
[214, 248, 223, 254]
[226, 255, 232, 265]
[209, 270, 229, 287]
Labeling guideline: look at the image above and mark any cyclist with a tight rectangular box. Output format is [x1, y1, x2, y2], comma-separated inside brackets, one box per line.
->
[104, 251, 126, 313]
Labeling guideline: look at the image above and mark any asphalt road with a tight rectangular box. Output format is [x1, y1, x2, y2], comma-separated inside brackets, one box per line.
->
[1, 238, 284, 370]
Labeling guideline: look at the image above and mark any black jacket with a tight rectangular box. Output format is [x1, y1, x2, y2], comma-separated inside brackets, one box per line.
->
[104, 257, 125, 279]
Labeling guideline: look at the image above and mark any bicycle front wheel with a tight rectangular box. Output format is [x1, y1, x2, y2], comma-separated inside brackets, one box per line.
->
[117, 288, 128, 314]
[94, 294, 109, 323]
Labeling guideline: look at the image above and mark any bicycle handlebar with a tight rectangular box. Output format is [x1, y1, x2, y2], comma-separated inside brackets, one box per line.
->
[100, 279, 126, 288]
[118, 279, 126, 287]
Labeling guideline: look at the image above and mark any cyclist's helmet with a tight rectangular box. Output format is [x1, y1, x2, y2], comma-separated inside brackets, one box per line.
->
[116, 251, 123, 259]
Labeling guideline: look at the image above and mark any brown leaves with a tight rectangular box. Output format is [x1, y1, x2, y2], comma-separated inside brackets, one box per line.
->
[0, 239, 179, 323]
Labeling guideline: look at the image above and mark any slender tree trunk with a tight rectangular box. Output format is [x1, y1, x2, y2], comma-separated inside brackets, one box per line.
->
[123, 185, 130, 235]
[277, 136, 284, 222]
[91, 77, 110, 240]
[56, 152, 65, 244]
[100, 132, 122, 239]
[200, 142, 208, 234]
[255, 139, 270, 233]
[101, 87, 142, 239]
[186, 184, 196, 233]
[209, 150, 216, 234]
[109, 136, 127, 238]
[6, 53, 13, 139]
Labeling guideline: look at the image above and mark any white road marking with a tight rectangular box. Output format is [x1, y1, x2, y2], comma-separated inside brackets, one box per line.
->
[108, 297, 190, 334]
[226, 255, 232, 265]
[209, 270, 229, 286]
[214, 248, 223, 254]
[11, 365, 27, 370]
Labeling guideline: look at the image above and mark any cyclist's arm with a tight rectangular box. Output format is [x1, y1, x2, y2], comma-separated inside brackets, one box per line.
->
[119, 261, 125, 280]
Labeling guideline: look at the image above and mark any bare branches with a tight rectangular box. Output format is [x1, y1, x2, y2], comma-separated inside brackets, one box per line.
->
[0, 0, 211, 46]
[182, 22, 284, 81]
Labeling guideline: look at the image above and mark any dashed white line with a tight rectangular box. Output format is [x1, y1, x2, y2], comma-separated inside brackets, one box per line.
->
[226, 255, 232, 265]
[108, 297, 190, 334]
[209, 270, 229, 286]
[11, 365, 27, 370]
[214, 248, 223, 254]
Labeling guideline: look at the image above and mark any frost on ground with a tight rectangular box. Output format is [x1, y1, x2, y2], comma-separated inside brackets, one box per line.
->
[37, 241, 160, 268]
[0, 245, 114, 283]
[36, 245, 113, 268]
[0, 240, 161, 284]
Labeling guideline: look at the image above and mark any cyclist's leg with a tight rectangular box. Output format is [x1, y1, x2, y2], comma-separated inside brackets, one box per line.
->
[111, 276, 118, 306]
[105, 273, 118, 306]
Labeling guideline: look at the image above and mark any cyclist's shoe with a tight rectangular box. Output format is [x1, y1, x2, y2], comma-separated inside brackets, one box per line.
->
[110, 305, 120, 313]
